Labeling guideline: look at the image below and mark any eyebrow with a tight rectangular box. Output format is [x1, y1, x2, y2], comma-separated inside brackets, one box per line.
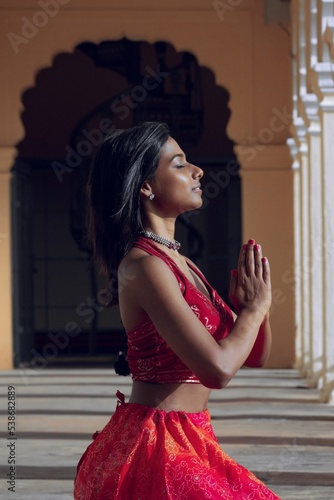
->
[169, 153, 185, 163]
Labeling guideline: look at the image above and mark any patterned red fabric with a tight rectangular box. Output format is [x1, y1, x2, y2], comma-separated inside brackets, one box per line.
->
[74, 393, 281, 499]
[127, 237, 235, 383]
[74, 238, 281, 498]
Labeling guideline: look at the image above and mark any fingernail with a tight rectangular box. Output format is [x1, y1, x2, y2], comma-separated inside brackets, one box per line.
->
[243, 244, 247, 250]
[254, 244, 260, 251]
[248, 239, 255, 245]
[231, 269, 237, 277]
[261, 257, 267, 263]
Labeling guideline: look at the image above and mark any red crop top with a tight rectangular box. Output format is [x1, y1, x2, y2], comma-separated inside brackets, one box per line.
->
[126, 237, 235, 384]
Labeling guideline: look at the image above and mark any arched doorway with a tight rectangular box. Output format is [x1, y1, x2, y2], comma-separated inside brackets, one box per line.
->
[12, 38, 240, 367]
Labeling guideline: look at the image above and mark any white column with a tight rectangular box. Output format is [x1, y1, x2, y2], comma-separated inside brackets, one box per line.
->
[287, 138, 302, 368]
[319, 1, 334, 63]
[301, 93, 324, 387]
[294, 118, 310, 376]
[312, 60, 334, 401]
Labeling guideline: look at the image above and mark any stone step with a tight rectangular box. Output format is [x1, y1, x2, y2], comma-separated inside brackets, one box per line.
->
[1, 480, 333, 500]
[2, 436, 333, 481]
[0, 385, 322, 405]
[2, 395, 332, 421]
[1, 368, 333, 499]
[209, 401, 334, 420]
[0, 480, 75, 500]
[213, 418, 334, 445]
[1, 414, 333, 445]
[0, 367, 303, 382]
[267, 485, 334, 500]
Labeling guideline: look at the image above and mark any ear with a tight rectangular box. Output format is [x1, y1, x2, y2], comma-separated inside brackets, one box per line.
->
[140, 180, 153, 198]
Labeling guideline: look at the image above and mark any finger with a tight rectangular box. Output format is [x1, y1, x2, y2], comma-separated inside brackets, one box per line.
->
[262, 257, 271, 285]
[254, 243, 262, 278]
[231, 268, 238, 280]
[237, 244, 247, 278]
[229, 269, 238, 299]
[245, 239, 255, 276]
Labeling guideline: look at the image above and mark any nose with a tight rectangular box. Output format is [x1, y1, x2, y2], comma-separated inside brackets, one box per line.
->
[192, 164, 204, 179]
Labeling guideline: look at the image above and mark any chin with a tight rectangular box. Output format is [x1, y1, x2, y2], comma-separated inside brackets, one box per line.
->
[175, 199, 203, 217]
[194, 199, 203, 209]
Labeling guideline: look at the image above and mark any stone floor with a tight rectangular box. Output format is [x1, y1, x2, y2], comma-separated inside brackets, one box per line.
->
[0, 367, 333, 499]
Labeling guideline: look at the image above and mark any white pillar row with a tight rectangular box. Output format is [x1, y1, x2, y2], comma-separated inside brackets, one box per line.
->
[290, 0, 334, 401]
[312, 62, 334, 402]
[303, 3, 326, 391]
[315, 3, 334, 401]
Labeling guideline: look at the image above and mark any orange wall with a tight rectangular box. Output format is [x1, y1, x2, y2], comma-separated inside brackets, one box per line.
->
[0, 0, 293, 368]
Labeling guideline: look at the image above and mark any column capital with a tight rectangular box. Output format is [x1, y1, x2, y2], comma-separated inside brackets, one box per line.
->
[310, 62, 334, 107]
[287, 137, 300, 171]
[300, 93, 321, 136]
[290, 116, 308, 154]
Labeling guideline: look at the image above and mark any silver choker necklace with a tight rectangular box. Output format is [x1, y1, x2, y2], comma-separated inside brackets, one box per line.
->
[139, 230, 181, 251]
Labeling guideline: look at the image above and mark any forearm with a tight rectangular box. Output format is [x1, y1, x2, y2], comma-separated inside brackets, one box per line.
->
[216, 308, 266, 383]
[243, 313, 272, 367]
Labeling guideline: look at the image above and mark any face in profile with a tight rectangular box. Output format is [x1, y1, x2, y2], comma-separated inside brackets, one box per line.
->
[143, 137, 204, 217]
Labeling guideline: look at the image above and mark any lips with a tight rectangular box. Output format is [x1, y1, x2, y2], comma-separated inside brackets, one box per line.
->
[192, 184, 202, 191]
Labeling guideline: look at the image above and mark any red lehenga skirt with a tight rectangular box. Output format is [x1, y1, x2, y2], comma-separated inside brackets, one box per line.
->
[74, 392, 281, 500]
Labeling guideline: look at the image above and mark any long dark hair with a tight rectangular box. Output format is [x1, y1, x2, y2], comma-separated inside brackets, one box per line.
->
[86, 121, 170, 302]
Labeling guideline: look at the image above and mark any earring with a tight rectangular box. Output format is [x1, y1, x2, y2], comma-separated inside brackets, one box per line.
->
[149, 193, 155, 200]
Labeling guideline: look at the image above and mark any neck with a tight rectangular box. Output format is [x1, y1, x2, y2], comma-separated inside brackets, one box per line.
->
[139, 217, 181, 252]
[142, 215, 176, 241]
[139, 230, 181, 251]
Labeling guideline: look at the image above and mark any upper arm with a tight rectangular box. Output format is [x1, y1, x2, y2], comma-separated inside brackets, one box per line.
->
[123, 256, 226, 388]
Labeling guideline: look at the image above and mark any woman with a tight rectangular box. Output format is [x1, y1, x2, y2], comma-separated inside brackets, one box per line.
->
[74, 122, 280, 499]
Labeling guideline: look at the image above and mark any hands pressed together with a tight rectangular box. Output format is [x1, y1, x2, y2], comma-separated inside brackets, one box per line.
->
[229, 239, 272, 321]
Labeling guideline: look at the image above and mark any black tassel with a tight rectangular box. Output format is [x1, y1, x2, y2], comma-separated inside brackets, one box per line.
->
[114, 351, 130, 376]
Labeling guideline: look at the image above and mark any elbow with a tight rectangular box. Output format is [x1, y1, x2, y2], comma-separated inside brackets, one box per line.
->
[243, 354, 269, 368]
[199, 365, 234, 390]
[256, 357, 268, 368]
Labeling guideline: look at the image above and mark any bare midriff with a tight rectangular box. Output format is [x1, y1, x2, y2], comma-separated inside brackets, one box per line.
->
[129, 380, 212, 413]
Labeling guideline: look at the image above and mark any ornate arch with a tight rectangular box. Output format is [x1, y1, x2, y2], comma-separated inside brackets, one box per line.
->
[13, 37, 239, 364]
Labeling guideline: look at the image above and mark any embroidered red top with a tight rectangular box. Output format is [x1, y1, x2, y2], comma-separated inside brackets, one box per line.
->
[126, 237, 235, 384]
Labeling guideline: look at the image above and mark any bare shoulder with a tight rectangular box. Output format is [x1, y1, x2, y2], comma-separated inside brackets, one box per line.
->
[119, 248, 181, 293]
[120, 247, 172, 275]
[118, 246, 185, 330]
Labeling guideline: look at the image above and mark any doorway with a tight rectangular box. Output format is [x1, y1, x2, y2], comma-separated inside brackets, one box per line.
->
[13, 38, 240, 367]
